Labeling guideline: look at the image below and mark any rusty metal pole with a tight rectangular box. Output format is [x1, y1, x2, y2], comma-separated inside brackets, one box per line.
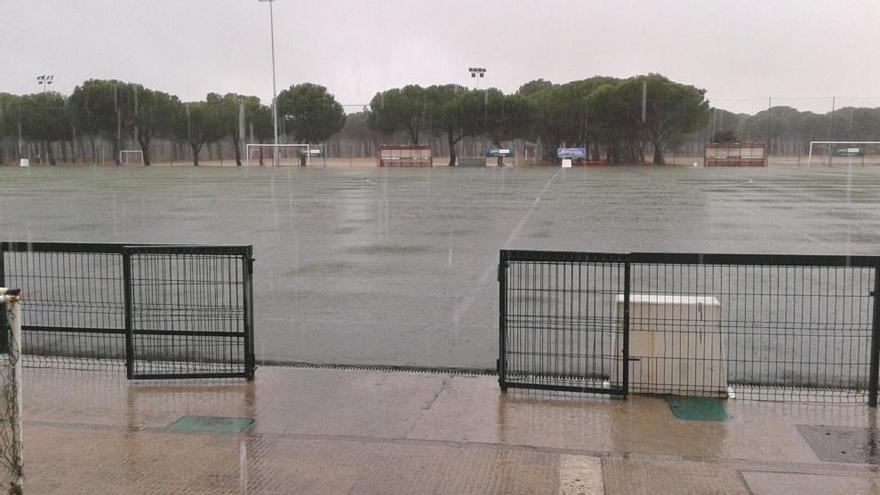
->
[1, 288, 23, 493]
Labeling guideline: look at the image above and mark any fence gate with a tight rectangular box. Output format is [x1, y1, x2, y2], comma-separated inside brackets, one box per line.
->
[498, 250, 629, 395]
[499, 249, 880, 405]
[124, 246, 254, 380]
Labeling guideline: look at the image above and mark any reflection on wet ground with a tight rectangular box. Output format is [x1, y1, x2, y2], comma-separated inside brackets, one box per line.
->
[21, 366, 880, 494]
[2, 166, 880, 369]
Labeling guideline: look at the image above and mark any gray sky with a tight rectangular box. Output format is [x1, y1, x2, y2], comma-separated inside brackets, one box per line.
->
[2, 0, 878, 114]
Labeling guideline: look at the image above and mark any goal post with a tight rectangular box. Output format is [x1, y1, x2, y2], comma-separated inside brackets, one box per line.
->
[245, 144, 327, 167]
[0, 288, 23, 494]
[808, 141, 880, 167]
[119, 150, 144, 166]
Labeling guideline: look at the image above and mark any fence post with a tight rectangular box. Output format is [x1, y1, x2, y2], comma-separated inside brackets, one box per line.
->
[123, 251, 134, 379]
[498, 252, 508, 392]
[870, 266, 880, 407]
[0, 244, 6, 351]
[1, 288, 23, 494]
[243, 248, 256, 381]
[622, 260, 631, 398]
[0, 242, 5, 289]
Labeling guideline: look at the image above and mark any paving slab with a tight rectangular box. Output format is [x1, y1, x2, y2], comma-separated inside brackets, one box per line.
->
[407, 374, 820, 463]
[796, 424, 880, 464]
[603, 455, 749, 495]
[741, 472, 880, 495]
[26, 423, 561, 495]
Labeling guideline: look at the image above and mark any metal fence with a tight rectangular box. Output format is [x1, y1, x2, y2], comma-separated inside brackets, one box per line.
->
[498, 250, 880, 404]
[0, 242, 255, 380]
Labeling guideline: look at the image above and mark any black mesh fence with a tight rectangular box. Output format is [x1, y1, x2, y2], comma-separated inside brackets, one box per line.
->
[126, 247, 252, 379]
[2, 244, 126, 371]
[500, 251, 628, 394]
[499, 250, 880, 404]
[0, 242, 254, 379]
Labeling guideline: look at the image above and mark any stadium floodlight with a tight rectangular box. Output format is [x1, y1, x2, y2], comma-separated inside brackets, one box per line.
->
[36, 74, 53, 93]
[259, 0, 281, 167]
[468, 67, 486, 85]
[468, 67, 486, 78]
[468, 67, 488, 156]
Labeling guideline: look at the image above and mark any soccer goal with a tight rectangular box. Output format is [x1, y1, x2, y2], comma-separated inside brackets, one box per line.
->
[808, 141, 880, 167]
[245, 144, 327, 167]
[0, 288, 23, 494]
[119, 149, 144, 166]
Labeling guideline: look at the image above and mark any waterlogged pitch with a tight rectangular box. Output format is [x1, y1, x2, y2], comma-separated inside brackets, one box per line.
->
[2, 165, 880, 369]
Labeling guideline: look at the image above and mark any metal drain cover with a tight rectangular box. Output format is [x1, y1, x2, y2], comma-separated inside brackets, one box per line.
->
[797, 424, 880, 464]
[169, 416, 254, 434]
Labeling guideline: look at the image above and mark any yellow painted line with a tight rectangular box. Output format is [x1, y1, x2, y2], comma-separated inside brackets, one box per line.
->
[559, 455, 604, 495]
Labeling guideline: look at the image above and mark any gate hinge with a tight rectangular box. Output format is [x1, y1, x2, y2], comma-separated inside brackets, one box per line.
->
[248, 258, 255, 275]
[497, 262, 508, 282]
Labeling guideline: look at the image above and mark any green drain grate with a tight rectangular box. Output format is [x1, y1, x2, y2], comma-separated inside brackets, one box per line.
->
[665, 396, 728, 422]
[169, 416, 255, 433]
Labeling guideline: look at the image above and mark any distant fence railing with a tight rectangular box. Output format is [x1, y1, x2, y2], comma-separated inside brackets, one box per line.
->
[0, 242, 255, 380]
[498, 250, 880, 404]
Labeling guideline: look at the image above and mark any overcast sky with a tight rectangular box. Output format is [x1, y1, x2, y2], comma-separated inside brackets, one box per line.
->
[2, 0, 878, 114]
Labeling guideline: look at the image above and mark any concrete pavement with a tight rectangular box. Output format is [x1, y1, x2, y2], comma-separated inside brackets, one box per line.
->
[17, 366, 880, 494]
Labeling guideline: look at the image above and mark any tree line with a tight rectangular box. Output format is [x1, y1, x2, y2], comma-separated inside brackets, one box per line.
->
[2, 73, 878, 166]
[712, 105, 880, 155]
[0, 80, 345, 166]
[366, 74, 710, 165]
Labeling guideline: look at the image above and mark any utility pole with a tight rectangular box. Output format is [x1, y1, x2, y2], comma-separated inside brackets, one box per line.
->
[238, 100, 245, 166]
[829, 96, 836, 167]
[767, 97, 772, 157]
[133, 85, 139, 153]
[114, 83, 121, 166]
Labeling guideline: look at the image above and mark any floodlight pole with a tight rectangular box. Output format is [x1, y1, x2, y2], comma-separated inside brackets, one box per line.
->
[468, 67, 487, 158]
[261, 0, 280, 167]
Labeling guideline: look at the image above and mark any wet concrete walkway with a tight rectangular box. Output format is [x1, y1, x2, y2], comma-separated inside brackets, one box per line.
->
[20, 366, 880, 494]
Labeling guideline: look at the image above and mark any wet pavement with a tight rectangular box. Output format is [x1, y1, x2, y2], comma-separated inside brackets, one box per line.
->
[18, 366, 880, 494]
[2, 165, 880, 370]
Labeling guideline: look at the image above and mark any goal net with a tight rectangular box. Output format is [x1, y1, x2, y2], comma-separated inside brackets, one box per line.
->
[119, 150, 144, 166]
[808, 141, 880, 167]
[0, 288, 23, 494]
[245, 144, 327, 167]
[378, 145, 433, 167]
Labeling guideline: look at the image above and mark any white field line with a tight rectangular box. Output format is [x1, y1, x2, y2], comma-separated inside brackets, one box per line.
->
[452, 168, 561, 324]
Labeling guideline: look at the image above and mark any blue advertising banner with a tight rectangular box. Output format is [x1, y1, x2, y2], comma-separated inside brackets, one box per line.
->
[557, 147, 587, 159]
